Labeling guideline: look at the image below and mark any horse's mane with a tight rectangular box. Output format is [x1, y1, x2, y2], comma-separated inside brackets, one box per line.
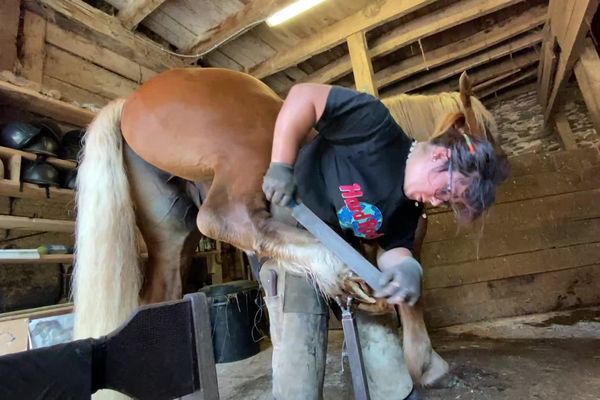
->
[382, 92, 498, 142]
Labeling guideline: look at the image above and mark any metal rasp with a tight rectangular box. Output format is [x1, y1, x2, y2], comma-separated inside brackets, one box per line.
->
[291, 201, 383, 292]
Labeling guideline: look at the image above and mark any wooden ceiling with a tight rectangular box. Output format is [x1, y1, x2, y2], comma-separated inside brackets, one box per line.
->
[26, 0, 551, 102]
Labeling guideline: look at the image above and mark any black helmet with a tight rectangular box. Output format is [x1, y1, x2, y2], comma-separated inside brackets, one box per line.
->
[60, 128, 85, 161]
[21, 159, 61, 187]
[62, 169, 77, 190]
[1, 120, 61, 156]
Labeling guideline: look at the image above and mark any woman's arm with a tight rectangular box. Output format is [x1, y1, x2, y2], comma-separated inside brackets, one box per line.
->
[263, 83, 331, 206]
[270, 83, 331, 165]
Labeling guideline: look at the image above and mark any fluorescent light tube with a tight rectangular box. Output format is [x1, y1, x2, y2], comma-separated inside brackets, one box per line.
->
[266, 0, 327, 26]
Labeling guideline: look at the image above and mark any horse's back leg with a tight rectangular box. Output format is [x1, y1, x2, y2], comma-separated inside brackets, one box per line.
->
[124, 145, 200, 303]
[195, 170, 347, 295]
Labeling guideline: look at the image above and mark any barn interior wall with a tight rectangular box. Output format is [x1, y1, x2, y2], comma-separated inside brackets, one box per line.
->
[422, 144, 600, 328]
[489, 84, 600, 155]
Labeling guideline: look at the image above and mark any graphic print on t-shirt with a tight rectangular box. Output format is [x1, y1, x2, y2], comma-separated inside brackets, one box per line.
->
[337, 183, 383, 239]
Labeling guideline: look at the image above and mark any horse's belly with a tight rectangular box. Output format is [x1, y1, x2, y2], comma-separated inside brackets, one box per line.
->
[121, 68, 282, 181]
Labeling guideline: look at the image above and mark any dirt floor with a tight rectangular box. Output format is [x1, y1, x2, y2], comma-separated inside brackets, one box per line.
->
[216, 308, 600, 400]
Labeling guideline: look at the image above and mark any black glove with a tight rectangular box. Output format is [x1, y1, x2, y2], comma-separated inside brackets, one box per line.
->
[374, 257, 422, 306]
[262, 162, 296, 207]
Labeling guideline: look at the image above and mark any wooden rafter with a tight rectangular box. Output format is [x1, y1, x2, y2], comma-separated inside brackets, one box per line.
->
[429, 49, 540, 93]
[573, 38, 600, 134]
[346, 31, 378, 96]
[249, 0, 437, 79]
[374, 5, 546, 91]
[23, 0, 187, 72]
[478, 68, 537, 99]
[542, 0, 599, 122]
[384, 30, 543, 96]
[286, 0, 526, 87]
[118, 0, 168, 30]
[184, 0, 297, 55]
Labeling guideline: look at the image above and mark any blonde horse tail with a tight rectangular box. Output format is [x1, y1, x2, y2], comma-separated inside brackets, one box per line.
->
[74, 98, 142, 340]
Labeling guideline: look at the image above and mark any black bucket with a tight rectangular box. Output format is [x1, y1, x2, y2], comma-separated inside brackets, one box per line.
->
[199, 280, 261, 363]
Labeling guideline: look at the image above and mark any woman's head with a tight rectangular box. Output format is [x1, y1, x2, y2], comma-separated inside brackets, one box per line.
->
[403, 113, 510, 222]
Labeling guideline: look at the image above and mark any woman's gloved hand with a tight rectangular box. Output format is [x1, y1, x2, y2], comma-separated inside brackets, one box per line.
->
[262, 162, 296, 206]
[374, 257, 422, 306]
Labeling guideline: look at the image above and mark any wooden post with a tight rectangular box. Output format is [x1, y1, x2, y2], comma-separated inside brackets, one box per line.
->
[346, 31, 378, 96]
[0, 0, 21, 72]
[573, 38, 600, 134]
[543, 0, 599, 122]
[21, 11, 48, 85]
[554, 113, 578, 150]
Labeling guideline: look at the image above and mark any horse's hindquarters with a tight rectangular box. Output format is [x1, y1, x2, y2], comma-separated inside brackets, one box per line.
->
[120, 68, 282, 183]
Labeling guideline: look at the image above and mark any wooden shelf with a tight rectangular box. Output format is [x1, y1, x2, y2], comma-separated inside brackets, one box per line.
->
[0, 146, 77, 170]
[0, 215, 74, 232]
[0, 253, 74, 264]
[0, 80, 95, 127]
[0, 178, 74, 202]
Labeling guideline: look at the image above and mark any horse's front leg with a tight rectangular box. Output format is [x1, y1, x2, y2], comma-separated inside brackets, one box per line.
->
[399, 299, 448, 386]
[400, 215, 449, 386]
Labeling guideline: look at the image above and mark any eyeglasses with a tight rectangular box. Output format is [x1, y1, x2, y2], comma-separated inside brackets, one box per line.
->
[434, 159, 453, 205]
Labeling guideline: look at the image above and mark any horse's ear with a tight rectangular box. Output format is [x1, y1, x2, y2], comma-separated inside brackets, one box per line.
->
[458, 71, 483, 137]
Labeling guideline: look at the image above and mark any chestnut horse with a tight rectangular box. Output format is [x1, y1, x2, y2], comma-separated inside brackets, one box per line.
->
[74, 68, 496, 390]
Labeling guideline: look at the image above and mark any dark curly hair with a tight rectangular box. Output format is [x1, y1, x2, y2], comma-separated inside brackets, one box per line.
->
[430, 113, 510, 222]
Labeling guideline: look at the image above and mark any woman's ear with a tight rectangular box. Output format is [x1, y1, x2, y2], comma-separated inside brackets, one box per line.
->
[431, 146, 451, 161]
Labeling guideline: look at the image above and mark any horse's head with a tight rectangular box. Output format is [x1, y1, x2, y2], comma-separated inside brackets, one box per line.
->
[383, 71, 502, 152]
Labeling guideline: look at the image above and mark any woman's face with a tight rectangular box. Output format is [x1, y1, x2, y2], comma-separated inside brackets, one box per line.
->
[404, 145, 467, 207]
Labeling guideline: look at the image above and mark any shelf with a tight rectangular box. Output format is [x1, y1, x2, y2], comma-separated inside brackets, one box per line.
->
[0, 178, 74, 202]
[0, 80, 95, 127]
[0, 146, 77, 170]
[0, 253, 74, 264]
[0, 215, 74, 232]
[0, 303, 73, 322]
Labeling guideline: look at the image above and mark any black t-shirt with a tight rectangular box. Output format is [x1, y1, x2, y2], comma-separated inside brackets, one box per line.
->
[295, 86, 423, 252]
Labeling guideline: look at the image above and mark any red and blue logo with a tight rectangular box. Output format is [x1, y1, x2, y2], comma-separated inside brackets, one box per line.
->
[337, 183, 383, 239]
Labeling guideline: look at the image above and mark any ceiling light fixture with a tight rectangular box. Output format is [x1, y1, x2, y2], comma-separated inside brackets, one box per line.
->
[266, 0, 327, 27]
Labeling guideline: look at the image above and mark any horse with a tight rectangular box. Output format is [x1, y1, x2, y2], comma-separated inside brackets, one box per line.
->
[73, 68, 497, 391]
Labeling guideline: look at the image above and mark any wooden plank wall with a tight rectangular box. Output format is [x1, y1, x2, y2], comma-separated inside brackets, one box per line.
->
[19, 10, 157, 107]
[422, 146, 600, 327]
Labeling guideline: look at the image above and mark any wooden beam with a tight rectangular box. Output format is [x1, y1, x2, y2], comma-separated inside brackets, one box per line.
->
[396, 49, 539, 95]
[543, 0, 599, 122]
[478, 68, 537, 99]
[374, 5, 546, 91]
[0, 0, 20, 72]
[384, 30, 542, 96]
[185, 0, 296, 55]
[23, 0, 187, 72]
[249, 0, 437, 79]
[554, 113, 578, 150]
[538, 36, 558, 109]
[346, 31, 378, 96]
[294, 0, 525, 86]
[44, 45, 139, 99]
[573, 38, 600, 134]
[21, 11, 47, 84]
[0, 80, 95, 126]
[0, 215, 74, 232]
[118, 0, 167, 30]
[46, 23, 157, 83]
[483, 81, 537, 105]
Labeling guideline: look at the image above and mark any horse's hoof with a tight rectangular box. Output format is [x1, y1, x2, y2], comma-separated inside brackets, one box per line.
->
[404, 387, 422, 400]
[420, 350, 449, 387]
